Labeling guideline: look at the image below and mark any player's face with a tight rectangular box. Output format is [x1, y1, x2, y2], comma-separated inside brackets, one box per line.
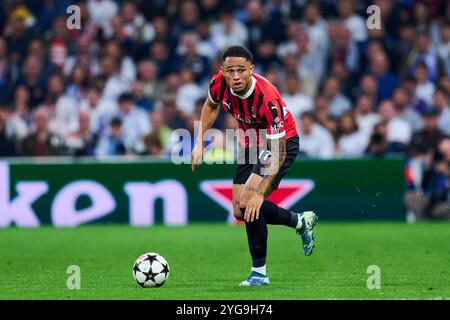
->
[221, 57, 254, 94]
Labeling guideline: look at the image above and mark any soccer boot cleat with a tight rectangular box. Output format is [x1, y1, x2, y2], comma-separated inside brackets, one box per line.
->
[296, 211, 318, 256]
[239, 271, 270, 287]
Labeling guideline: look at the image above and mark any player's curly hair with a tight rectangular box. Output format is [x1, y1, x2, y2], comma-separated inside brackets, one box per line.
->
[222, 45, 253, 63]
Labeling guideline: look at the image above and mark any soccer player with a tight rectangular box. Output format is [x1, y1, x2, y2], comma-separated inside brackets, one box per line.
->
[191, 46, 318, 286]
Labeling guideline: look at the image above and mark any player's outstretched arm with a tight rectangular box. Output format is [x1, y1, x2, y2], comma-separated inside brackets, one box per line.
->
[191, 97, 220, 172]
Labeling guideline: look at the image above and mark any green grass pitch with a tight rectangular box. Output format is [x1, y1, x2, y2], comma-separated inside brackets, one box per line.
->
[0, 222, 449, 300]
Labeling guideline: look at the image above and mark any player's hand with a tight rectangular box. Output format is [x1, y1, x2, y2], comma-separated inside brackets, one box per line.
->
[191, 143, 204, 172]
[244, 193, 264, 222]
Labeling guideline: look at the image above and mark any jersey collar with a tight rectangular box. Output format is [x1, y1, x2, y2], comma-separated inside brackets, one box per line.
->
[230, 76, 256, 99]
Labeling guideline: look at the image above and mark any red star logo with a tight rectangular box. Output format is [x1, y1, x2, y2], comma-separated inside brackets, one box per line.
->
[200, 179, 315, 224]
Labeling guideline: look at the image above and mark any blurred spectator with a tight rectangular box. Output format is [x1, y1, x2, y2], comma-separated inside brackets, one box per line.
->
[99, 54, 129, 101]
[0, 105, 17, 156]
[119, 1, 154, 45]
[282, 53, 317, 96]
[160, 73, 180, 102]
[392, 87, 423, 132]
[327, 23, 360, 74]
[131, 81, 153, 112]
[409, 108, 447, 157]
[65, 65, 89, 101]
[95, 116, 126, 156]
[413, 62, 435, 107]
[44, 15, 75, 69]
[0, 0, 448, 162]
[176, 68, 203, 116]
[30, 0, 73, 33]
[354, 94, 381, 139]
[432, 86, 450, 135]
[41, 73, 78, 137]
[395, 24, 416, 77]
[336, 112, 368, 157]
[0, 37, 11, 103]
[137, 59, 163, 103]
[281, 72, 313, 127]
[144, 132, 164, 156]
[149, 40, 173, 78]
[145, 110, 172, 155]
[20, 107, 65, 156]
[369, 52, 399, 102]
[115, 93, 150, 154]
[378, 100, 412, 153]
[437, 20, 450, 76]
[66, 111, 98, 156]
[162, 99, 187, 131]
[322, 75, 352, 118]
[300, 2, 329, 81]
[358, 74, 379, 103]
[366, 122, 389, 157]
[314, 95, 338, 138]
[150, 16, 177, 56]
[407, 32, 439, 82]
[87, 0, 119, 35]
[103, 39, 136, 84]
[244, 0, 274, 53]
[404, 149, 450, 221]
[64, 34, 100, 77]
[174, 33, 210, 83]
[298, 111, 335, 159]
[210, 6, 248, 53]
[8, 84, 31, 139]
[16, 54, 47, 107]
[195, 20, 216, 60]
[4, 15, 36, 64]
[172, 0, 201, 36]
[80, 84, 117, 135]
[336, 0, 367, 43]
[253, 38, 282, 73]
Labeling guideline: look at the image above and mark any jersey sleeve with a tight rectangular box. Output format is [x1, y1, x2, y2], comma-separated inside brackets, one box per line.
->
[208, 72, 222, 105]
[259, 98, 286, 140]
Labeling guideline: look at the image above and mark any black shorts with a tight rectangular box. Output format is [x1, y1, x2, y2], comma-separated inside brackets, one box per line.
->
[233, 135, 299, 190]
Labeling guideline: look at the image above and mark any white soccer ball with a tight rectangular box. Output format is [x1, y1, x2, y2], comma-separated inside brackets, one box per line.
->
[133, 252, 170, 287]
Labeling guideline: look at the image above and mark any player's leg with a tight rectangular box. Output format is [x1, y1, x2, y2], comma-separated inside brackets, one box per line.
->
[238, 173, 269, 286]
[240, 173, 299, 227]
[251, 135, 318, 256]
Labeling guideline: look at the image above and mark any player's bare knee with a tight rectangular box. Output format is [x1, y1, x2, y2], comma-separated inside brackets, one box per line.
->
[238, 192, 252, 208]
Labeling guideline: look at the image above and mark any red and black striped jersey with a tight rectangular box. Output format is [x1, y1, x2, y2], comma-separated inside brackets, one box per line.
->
[208, 70, 298, 148]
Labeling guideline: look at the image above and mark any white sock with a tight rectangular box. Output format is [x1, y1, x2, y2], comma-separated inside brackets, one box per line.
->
[295, 213, 303, 231]
[252, 265, 267, 276]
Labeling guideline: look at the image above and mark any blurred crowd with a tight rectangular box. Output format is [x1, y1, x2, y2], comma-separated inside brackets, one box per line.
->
[0, 0, 449, 165]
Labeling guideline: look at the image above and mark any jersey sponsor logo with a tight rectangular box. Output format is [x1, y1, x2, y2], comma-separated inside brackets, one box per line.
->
[270, 117, 284, 131]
